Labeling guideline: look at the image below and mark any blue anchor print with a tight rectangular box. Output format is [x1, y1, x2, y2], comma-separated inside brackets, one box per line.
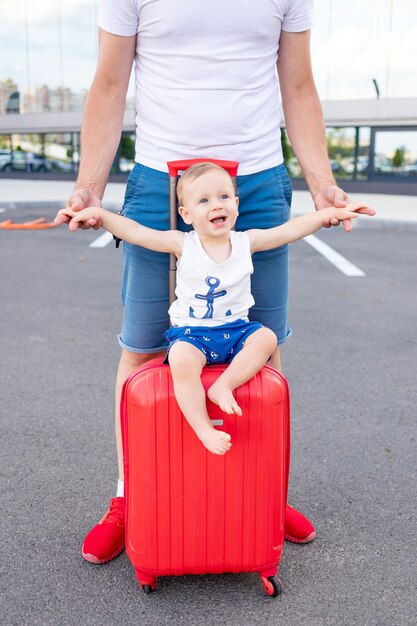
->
[189, 276, 227, 319]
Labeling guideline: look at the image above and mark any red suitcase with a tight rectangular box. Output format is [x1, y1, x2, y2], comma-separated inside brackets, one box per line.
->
[121, 359, 290, 597]
[120, 158, 290, 597]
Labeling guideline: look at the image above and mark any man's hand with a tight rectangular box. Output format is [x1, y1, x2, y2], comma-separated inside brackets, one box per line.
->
[314, 184, 376, 232]
[53, 188, 103, 230]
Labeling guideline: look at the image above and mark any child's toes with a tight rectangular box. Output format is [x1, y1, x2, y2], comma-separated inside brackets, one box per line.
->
[218, 433, 232, 452]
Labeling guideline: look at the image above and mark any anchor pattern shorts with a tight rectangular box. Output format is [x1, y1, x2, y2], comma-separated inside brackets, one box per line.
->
[163, 319, 265, 365]
[118, 162, 292, 353]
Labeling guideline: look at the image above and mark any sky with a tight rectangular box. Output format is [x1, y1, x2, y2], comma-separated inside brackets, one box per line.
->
[311, 0, 417, 100]
[0, 0, 416, 101]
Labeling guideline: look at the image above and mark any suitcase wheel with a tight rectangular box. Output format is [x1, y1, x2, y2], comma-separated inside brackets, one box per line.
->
[136, 573, 157, 594]
[260, 575, 283, 598]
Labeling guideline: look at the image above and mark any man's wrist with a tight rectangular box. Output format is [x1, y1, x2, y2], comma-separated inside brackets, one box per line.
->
[311, 181, 338, 201]
[303, 170, 337, 200]
[74, 181, 105, 199]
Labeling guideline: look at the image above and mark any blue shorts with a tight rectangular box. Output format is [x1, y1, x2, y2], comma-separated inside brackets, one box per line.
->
[118, 162, 292, 353]
[163, 319, 265, 365]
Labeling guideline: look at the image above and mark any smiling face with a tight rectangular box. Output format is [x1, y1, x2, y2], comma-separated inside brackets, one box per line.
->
[178, 168, 239, 239]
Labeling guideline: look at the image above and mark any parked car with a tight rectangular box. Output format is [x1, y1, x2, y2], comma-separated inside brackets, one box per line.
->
[402, 160, 417, 175]
[341, 156, 369, 175]
[373, 154, 392, 174]
[47, 158, 74, 172]
[0, 149, 12, 170]
[0, 150, 52, 172]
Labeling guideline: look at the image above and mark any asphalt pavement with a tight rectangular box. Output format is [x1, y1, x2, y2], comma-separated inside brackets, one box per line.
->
[1, 181, 416, 625]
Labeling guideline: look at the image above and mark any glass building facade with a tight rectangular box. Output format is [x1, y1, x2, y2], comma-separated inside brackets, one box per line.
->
[0, 0, 127, 115]
[1, 0, 416, 181]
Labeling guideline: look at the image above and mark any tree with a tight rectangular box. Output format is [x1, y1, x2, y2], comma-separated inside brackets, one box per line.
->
[120, 135, 135, 161]
[280, 128, 294, 169]
[392, 146, 405, 168]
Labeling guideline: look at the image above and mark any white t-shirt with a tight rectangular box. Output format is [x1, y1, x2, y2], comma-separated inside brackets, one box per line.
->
[98, 0, 313, 175]
[168, 231, 254, 327]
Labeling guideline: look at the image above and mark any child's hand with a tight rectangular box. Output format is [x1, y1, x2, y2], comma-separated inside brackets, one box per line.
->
[54, 188, 102, 229]
[315, 185, 376, 232]
[321, 202, 376, 231]
[55, 207, 104, 232]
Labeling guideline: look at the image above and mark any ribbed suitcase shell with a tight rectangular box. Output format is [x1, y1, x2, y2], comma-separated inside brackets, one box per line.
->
[121, 361, 290, 588]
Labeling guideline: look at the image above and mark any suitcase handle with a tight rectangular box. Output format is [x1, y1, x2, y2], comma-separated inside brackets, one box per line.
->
[167, 158, 239, 178]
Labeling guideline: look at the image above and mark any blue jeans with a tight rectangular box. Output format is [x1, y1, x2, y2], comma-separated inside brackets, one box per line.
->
[119, 162, 292, 353]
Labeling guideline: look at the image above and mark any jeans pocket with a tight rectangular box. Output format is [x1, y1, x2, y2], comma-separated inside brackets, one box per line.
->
[280, 165, 293, 210]
[122, 164, 144, 215]
[275, 164, 292, 219]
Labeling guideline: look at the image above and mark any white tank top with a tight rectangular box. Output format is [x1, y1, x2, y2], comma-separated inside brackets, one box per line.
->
[168, 231, 254, 327]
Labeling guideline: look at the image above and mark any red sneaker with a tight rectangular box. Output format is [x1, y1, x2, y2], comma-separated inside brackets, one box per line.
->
[82, 497, 125, 564]
[284, 504, 316, 544]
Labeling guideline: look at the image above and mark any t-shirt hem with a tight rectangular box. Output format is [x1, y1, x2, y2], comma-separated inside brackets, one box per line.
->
[135, 154, 284, 176]
[281, 24, 311, 32]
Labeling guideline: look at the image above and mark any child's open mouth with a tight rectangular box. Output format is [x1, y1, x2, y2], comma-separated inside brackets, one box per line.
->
[210, 216, 226, 225]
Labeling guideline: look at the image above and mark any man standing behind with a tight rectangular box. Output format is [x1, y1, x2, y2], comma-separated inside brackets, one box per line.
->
[26, 151, 35, 172]
[55, 0, 375, 564]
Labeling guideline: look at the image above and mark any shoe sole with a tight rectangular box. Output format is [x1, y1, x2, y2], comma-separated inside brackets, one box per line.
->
[82, 544, 125, 564]
[284, 530, 316, 544]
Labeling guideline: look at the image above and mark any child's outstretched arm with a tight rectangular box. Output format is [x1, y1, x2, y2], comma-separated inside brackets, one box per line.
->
[248, 203, 374, 252]
[55, 206, 183, 255]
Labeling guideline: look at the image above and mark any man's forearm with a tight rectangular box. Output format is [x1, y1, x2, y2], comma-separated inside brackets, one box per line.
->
[282, 87, 335, 199]
[75, 81, 127, 199]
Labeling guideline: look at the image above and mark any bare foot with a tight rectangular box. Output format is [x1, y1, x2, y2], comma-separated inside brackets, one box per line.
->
[197, 427, 232, 455]
[208, 381, 242, 415]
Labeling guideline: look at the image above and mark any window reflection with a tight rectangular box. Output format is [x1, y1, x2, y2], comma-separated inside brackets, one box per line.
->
[119, 133, 136, 173]
[326, 127, 356, 180]
[2, 133, 44, 172]
[356, 127, 371, 181]
[44, 133, 77, 172]
[0, 0, 134, 114]
[0, 132, 79, 172]
[372, 129, 417, 178]
[282, 127, 371, 181]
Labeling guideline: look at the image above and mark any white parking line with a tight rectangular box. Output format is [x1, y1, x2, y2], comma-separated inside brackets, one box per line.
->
[304, 234, 365, 277]
[89, 231, 114, 248]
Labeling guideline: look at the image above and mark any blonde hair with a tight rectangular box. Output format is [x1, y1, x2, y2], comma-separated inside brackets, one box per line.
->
[177, 162, 235, 205]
